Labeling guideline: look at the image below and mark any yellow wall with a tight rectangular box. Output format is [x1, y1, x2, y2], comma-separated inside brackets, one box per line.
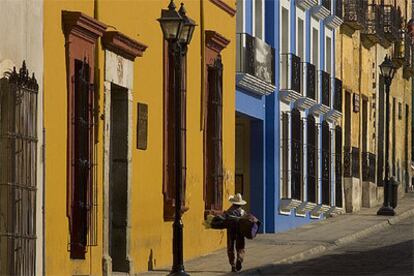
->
[338, 0, 412, 181]
[44, 0, 236, 274]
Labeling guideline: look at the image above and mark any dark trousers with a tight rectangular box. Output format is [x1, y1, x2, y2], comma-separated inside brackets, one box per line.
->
[226, 228, 245, 266]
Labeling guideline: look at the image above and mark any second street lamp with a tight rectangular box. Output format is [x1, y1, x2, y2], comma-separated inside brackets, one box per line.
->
[377, 55, 397, 216]
[158, 1, 196, 275]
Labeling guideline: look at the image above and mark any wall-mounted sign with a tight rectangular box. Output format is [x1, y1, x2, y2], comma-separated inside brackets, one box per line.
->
[353, 93, 360, 113]
[137, 103, 148, 150]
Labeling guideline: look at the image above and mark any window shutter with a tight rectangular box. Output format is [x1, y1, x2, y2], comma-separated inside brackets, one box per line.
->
[282, 112, 289, 198]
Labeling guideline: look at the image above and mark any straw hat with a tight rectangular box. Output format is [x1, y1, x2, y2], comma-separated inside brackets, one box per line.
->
[229, 193, 247, 205]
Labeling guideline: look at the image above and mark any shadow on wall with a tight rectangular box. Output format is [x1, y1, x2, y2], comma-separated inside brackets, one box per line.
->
[231, 240, 413, 275]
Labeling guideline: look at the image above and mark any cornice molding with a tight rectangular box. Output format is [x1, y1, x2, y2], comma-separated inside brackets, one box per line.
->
[102, 31, 148, 61]
[209, 0, 236, 17]
[62, 11, 107, 43]
[205, 30, 230, 53]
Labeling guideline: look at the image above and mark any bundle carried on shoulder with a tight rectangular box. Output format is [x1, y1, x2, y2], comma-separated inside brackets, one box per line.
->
[238, 213, 261, 239]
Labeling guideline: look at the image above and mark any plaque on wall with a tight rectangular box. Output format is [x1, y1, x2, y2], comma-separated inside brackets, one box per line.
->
[353, 93, 360, 113]
[137, 103, 148, 150]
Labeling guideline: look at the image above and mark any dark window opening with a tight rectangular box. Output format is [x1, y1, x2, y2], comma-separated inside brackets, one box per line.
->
[204, 57, 224, 211]
[321, 121, 330, 205]
[163, 41, 187, 220]
[282, 112, 289, 198]
[291, 108, 302, 200]
[307, 115, 317, 203]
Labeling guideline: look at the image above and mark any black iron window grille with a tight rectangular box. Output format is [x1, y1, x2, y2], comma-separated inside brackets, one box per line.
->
[0, 61, 38, 276]
[335, 127, 343, 208]
[291, 109, 302, 201]
[362, 152, 376, 183]
[333, 78, 342, 112]
[68, 58, 98, 259]
[307, 115, 318, 203]
[343, 0, 367, 30]
[343, 145, 352, 177]
[205, 57, 224, 211]
[302, 62, 317, 100]
[281, 112, 289, 198]
[321, 121, 331, 205]
[351, 146, 360, 178]
[280, 53, 302, 95]
[320, 70, 330, 106]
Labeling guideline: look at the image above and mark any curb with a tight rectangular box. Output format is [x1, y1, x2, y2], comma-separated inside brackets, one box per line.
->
[272, 207, 414, 265]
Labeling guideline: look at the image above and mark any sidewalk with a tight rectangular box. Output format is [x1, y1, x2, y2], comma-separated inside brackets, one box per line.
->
[139, 193, 414, 276]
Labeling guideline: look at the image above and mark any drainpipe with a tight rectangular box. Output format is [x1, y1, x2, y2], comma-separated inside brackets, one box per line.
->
[200, 0, 205, 131]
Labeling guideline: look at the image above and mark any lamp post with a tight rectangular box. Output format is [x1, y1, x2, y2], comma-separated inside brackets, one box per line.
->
[377, 55, 397, 216]
[158, 1, 196, 275]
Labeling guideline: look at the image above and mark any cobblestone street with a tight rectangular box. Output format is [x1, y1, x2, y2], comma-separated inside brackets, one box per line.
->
[239, 216, 414, 275]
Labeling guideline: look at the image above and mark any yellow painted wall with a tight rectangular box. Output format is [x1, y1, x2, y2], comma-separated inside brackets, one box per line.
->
[44, 0, 236, 274]
[338, 0, 412, 183]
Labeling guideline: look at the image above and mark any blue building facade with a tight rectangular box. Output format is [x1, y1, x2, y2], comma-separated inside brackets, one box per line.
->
[235, 0, 344, 233]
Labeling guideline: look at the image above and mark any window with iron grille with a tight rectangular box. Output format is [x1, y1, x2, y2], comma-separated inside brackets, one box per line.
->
[163, 41, 187, 221]
[281, 112, 289, 198]
[335, 126, 343, 208]
[204, 57, 224, 211]
[321, 121, 330, 205]
[307, 115, 317, 203]
[291, 108, 302, 200]
[0, 62, 38, 275]
[68, 58, 94, 259]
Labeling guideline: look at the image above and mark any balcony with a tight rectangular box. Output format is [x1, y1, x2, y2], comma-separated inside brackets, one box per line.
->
[342, 0, 366, 31]
[326, 78, 342, 123]
[280, 53, 302, 104]
[325, 0, 343, 29]
[383, 5, 401, 44]
[236, 33, 276, 96]
[310, 0, 331, 20]
[393, 31, 409, 67]
[296, 0, 318, 10]
[295, 62, 318, 110]
[309, 70, 330, 115]
[361, 4, 385, 46]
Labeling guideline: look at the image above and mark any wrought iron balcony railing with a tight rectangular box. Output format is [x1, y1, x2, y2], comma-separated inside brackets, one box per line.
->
[383, 5, 401, 43]
[333, 78, 342, 112]
[343, 0, 367, 30]
[362, 152, 376, 183]
[393, 31, 409, 67]
[319, 70, 330, 107]
[280, 53, 302, 95]
[302, 62, 317, 101]
[343, 146, 360, 178]
[362, 3, 385, 45]
[236, 33, 276, 96]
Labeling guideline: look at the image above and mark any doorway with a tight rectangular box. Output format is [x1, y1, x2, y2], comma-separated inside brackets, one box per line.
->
[235, 113, 264, 224]
[109, 83, 129, 273]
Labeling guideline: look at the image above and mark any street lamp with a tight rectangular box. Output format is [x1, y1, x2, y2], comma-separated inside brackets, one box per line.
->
[377, 55, 397, 216]
[158, 1, 196, 275]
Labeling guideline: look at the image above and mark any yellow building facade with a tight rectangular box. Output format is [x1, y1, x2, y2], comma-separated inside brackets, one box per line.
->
[338, 0, 412, 212]
[43, 0, 236, 274]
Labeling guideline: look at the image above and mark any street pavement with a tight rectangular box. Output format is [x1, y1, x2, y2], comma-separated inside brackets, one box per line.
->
[139, 193, 414, 276]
